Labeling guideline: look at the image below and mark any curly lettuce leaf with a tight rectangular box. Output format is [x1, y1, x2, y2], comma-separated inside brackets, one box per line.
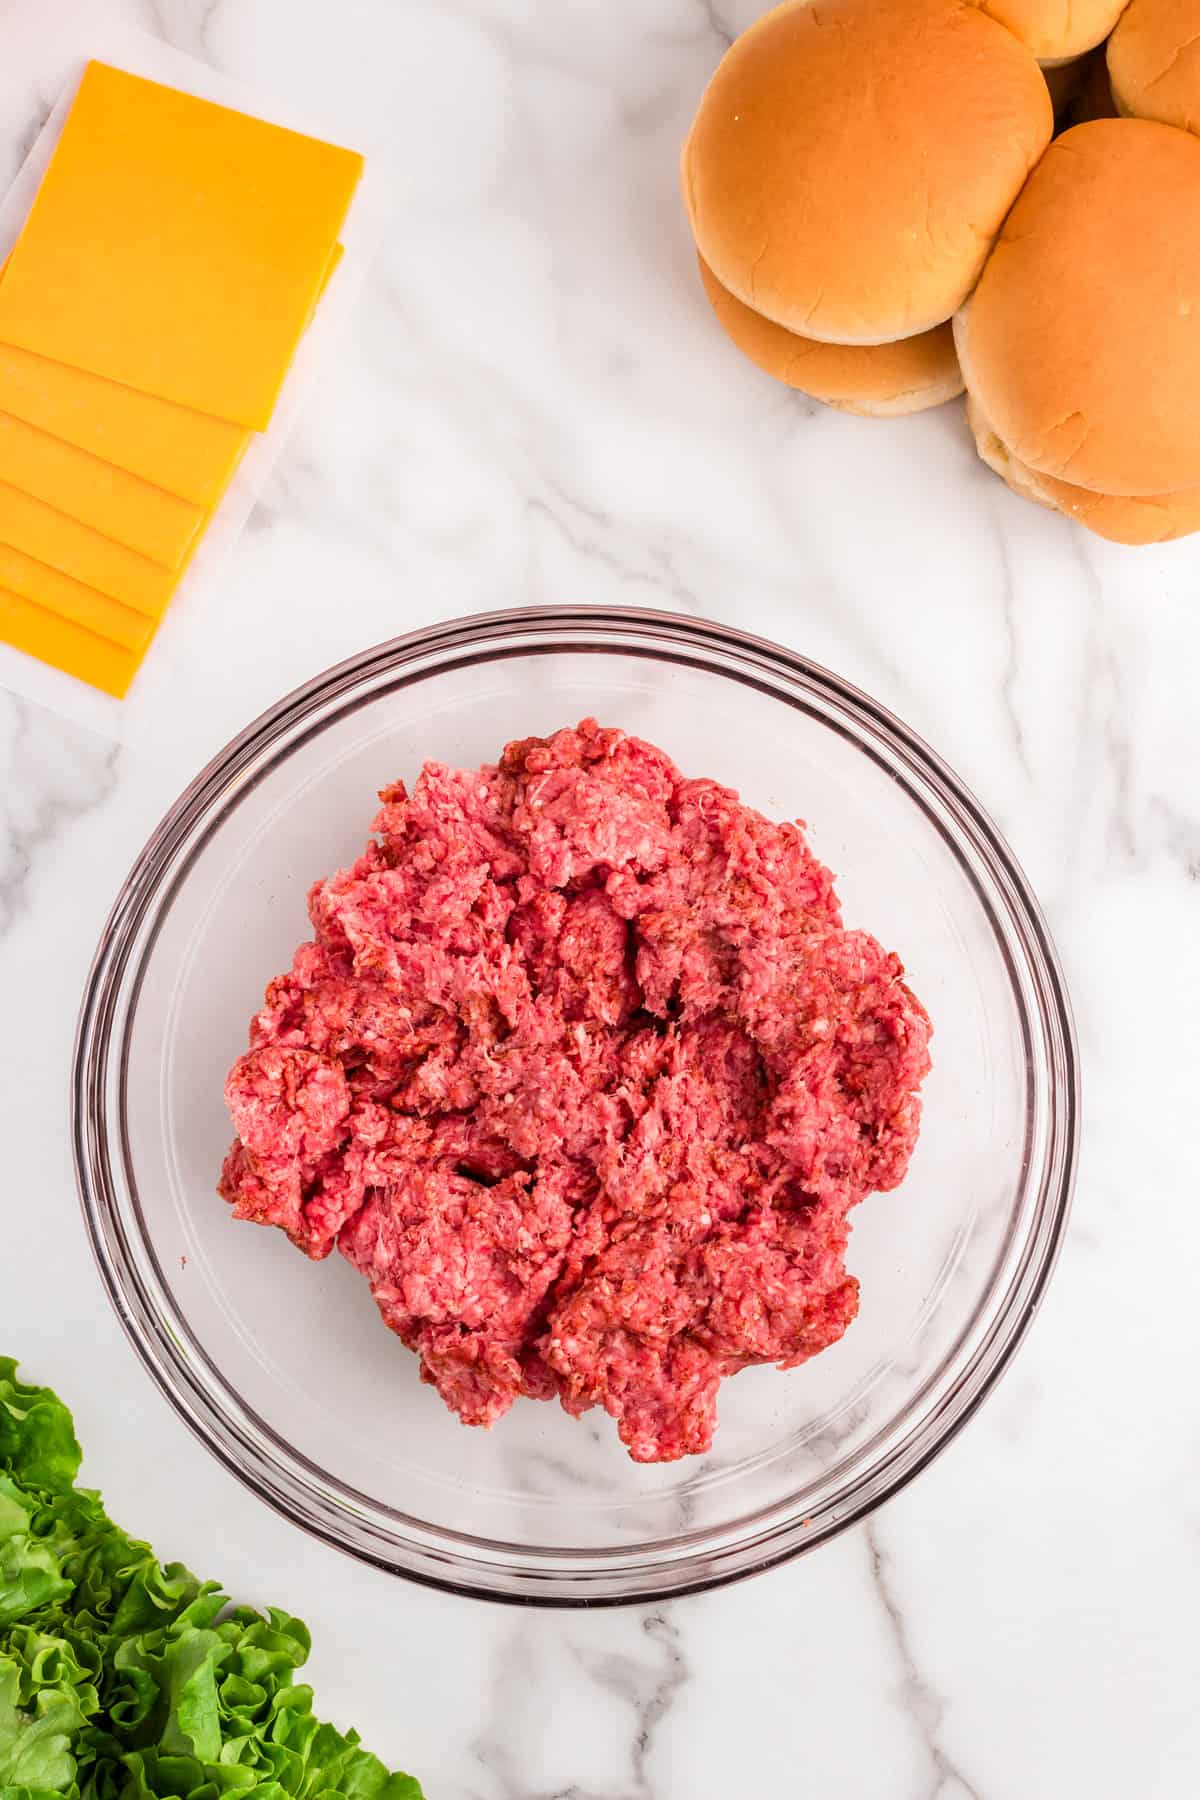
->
[0, 1364, 423, 1800]
[0, 1366, 81, 1497]
[0, 1658, 85, 1791]
[0, 1493, 72, 1630]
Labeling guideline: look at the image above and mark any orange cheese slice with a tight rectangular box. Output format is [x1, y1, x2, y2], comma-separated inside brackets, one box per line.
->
[0, 411, 203, 567]
[0, 481, 179, 616]
[0, 584, 141, 696]
[0, 345, 249, 508]
[0, 242, 344, 509]
[0, 540, 154, 652]
[0, 62, 363, 428]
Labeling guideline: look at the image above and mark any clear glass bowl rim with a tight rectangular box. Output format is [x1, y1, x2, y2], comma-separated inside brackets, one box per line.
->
[73, 605, 1080, 1607]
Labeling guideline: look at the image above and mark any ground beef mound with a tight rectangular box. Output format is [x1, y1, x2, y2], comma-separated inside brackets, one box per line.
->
[220, 720, 932, 1463]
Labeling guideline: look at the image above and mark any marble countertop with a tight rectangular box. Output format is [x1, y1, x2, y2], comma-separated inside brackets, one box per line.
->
[3, 0, 1198, 1794]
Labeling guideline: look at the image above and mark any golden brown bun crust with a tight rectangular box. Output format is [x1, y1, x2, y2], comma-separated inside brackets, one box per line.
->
[697, 257, 963, 415]
[967, 393, 1200, 543]
[682, 0, 1052, 346]
[967, 393, 1058, 510]
[965, 0, 1128, 63]
[1108, 0, 1200, 135]
[959, 120, 1200, 496]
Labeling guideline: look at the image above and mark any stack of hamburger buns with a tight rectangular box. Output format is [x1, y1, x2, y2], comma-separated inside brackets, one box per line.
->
[683, 0, 1200, 545]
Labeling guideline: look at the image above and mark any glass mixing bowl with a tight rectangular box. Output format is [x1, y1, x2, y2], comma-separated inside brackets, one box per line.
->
[74, 608, 1078, 1604]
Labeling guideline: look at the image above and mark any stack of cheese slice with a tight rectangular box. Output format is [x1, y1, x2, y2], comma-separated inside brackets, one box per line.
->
[0, 61, 362, 696]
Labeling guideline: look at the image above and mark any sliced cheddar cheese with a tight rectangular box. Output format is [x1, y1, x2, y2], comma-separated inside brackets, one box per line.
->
[0, 345, 249, 508]
[0, 412, 203, 567]
[0, 540, 154, 653]
[0, 584, 141, 696]
[0, 481, 179, 616]
[0, 243, 343, 509]
[0, 62, 362, 428]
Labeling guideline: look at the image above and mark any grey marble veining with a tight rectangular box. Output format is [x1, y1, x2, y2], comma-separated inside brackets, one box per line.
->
[0, 698, 122, 937]
[865, 1522, 984, 1800]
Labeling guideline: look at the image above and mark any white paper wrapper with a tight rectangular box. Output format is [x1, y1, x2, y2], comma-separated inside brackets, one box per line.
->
[0, 15, 386, 744]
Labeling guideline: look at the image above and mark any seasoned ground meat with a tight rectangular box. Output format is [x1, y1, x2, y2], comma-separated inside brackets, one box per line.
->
[220, 720, 931, 1463]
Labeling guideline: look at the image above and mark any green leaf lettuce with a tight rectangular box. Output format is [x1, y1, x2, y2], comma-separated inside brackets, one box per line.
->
[0, 1360, 423, 1800]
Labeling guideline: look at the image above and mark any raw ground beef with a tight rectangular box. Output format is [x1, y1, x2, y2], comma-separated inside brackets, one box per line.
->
[220, 720, 932, 1463]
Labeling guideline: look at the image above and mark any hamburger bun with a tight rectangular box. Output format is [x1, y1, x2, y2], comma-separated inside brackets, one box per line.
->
[965, 0, 1128, 65]
[1109, 0, 1200, 135]
[682, 0, 1052, 346]
[697, 257, 964, 415]
[968, 393, 1200, 543]
[957, 120, 1200, 496]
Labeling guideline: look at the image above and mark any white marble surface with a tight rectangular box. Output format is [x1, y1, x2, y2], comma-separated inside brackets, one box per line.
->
[3, 0, 1199, 1793]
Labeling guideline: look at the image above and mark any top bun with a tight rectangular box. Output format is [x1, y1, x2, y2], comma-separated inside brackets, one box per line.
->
[1109, 0, 1200, 135]
[682, 0, 1052, 346]
[964, 0, 1127, 65]
[958, 120, 1200, 496]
